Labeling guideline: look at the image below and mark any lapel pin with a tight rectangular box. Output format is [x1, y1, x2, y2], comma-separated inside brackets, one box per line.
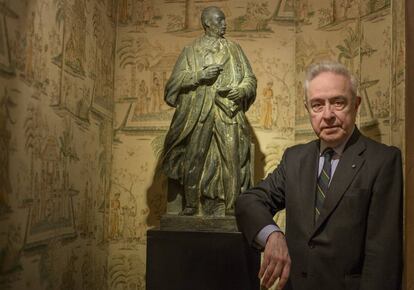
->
[352, 164, 356, 168]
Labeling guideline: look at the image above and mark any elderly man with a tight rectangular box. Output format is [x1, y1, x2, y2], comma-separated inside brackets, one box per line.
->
[162, 6, 256, 216]
[236, 61, 403, 290]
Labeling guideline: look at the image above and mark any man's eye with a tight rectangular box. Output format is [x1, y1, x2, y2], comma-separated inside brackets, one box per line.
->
[334, 100, 345, 109]
[311, 103, 323, 112]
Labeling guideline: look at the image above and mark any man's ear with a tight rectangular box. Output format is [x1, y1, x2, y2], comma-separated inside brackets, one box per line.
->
[204, 19, 211, 29]
[304, 100, 309, 113]
[354, 96, 361, 110]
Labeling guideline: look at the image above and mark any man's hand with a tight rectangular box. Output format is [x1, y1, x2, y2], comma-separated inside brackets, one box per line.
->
[259, 231, 291, 290]
[227, 87, 243, 102]
[199, 64, 222, 81]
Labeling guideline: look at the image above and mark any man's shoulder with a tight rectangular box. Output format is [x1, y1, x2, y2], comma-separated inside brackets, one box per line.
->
[285, 140, 318, 156]
[360, 133, 401, 156]
[225, 38, 236, 45]
[224, 38, 243, 49]
[181, 36, 204, 49]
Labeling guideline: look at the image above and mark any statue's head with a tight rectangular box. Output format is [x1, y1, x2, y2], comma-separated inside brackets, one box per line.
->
[201, 6, 226, 38]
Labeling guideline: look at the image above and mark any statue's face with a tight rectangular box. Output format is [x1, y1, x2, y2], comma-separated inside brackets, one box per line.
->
[206, 10, 226, 37]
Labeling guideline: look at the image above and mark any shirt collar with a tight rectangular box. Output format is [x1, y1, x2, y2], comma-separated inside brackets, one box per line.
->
[319, 127, 355, 157]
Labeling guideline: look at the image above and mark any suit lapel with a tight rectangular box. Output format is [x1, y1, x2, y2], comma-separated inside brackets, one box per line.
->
[299, 140, 320, 236]
[310, 129, 366, 238]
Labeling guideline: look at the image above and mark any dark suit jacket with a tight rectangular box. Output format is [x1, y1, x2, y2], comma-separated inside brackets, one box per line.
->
[235, 128, 403, 290]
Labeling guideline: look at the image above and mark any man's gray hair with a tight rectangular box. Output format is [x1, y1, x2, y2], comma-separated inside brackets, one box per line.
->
[303, 61, 358, 102]
[201, 6, 221, 30]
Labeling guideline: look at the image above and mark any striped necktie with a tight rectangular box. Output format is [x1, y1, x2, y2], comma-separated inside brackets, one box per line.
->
[315, 148, 334, 222]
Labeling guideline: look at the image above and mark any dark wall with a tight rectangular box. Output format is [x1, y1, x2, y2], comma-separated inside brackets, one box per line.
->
[405, 0, 414, 289]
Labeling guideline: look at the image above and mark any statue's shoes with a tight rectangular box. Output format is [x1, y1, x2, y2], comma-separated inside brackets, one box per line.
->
[179, 207, 198, 216]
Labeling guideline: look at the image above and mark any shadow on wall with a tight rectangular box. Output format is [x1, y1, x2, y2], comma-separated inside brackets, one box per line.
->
[145, 155, 167, 228]
[360, 123, 382, 144]
[248, 120, 265, 184]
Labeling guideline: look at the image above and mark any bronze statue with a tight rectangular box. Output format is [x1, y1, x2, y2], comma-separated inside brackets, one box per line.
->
[161, 6, 257, 217]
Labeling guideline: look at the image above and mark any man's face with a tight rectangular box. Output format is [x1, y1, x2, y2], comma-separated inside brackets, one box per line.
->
[206, 10, 226, 37]
[305, 71, 361, 147]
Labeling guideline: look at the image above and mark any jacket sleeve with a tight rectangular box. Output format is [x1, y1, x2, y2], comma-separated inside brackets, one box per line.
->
[360, 147, 403, 290]
[236, 43, 257, 112]
[235, 149, 288, 246]
[164, 46, 200, 107]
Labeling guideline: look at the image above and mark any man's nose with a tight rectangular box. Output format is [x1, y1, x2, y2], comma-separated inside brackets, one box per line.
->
[322, 104, 335, 119]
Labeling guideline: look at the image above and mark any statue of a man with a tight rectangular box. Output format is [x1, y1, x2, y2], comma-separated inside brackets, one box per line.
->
[161, 6, 257, 216]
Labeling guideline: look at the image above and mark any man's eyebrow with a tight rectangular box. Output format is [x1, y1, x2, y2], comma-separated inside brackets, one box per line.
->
[309, 97, 324, 102]
[308, 95, 347, 102]
[331, 95, 347, 100]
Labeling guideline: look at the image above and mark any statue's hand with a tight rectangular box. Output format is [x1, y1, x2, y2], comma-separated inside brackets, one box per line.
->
[199, 64, 223, 81]
[227, 87, 243, 102]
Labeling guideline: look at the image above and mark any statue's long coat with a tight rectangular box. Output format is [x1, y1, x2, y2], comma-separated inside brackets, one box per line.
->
[162, 36, 257, 209]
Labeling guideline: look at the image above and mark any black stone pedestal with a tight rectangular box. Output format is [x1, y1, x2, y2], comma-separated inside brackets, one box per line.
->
[146, 229, 260, 290]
